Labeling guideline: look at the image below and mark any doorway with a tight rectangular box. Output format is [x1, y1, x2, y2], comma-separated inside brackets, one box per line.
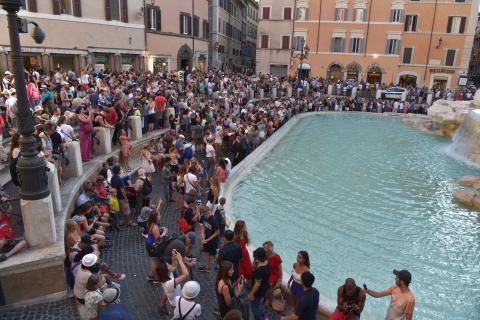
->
[399, 75, 417, 87]
[328, 64, 343, 82]
[367, 67, 382, 84]
[433, 78, 447, 92]
[176, 44, 193, 71]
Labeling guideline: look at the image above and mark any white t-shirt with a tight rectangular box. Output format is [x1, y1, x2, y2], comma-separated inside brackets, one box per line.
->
[184, 173, 198, 193]
[206, 144, 215, 158]
[162, 275, 182, 306]
[173, 296, 201, 320]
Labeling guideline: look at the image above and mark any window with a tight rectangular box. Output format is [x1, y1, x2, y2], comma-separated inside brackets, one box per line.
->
[106, 0, 128, 22]
[447, 16, 466, 34]
[445, 49, 456, 66]
[262, 7, 270, 19]
[283, 7, 292, 20]
[21, 0, 38, 12]
[350, 38, 362, 53]
[455, 0, 465, 2]
[193, 16, 199, 37]
[60, 0, 72, 15]
[404, 15, 418, 32]
[292, 36, 305, 51]
[282, 36, 290, 49]
[390, 9, 403, 22]
[331, 37, 345, 52]
[403, 47, 413, 64]
[180, 13, 191, 35]
[386, 39, 400, 55]
[335, 8, 347, 21]
[261, 35, 269, 48]
[295, 7, 309, 20]
[353, 8, 366, 22]
[146, 6, 161, 31]
[203, 20, 209, 40]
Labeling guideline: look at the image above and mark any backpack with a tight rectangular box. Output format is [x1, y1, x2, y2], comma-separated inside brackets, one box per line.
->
[174, 297, 197, 320]
[214, 206, 225, 226]
[149, 234, 177, 257]
[183, 146, 193, 160]
[141, 178, 152, 196]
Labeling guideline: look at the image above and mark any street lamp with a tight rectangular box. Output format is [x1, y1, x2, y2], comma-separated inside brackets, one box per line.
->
[1, 0, 49, 200]
[292, 38, 310, 88]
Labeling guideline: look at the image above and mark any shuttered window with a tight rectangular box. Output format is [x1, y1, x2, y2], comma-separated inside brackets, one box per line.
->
[445, 49, 456, 66]
[73, 0, 82, 17]
[180, 13, 192, 35]
[282, 36, 290, 49]
[260, 35, 269, 49]
[447, 16, 466, 34]
[203, 20, 209, 39]
[402, 47, 413, 64]
[283, 7, 292, 20]
[331, 37, 345, 53]
[146, 6, 161, 31]
[292, 36, 304, 51]
[193, 16, 199, 37]
[386, 39, 401, 55]
[404, 15, 418, 32]
[390, 9, 403, 22]
[262, 7, 270, 19]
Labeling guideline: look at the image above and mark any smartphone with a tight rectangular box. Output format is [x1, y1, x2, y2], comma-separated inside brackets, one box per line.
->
[172, 249, 178, 255]
[363, 284, 368, 290]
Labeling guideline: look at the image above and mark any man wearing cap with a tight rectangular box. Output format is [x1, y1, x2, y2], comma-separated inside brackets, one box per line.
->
[172, 281, 202, 320]
[2, 71, 13, 91]
[97, 287, 132, 320]
[60, 81, 72, 112]
[364, 270, 415, 320]
[40, 84, 54, 114]
[5, 88, 18, 130]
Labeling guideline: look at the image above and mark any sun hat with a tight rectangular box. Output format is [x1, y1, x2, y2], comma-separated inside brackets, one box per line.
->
[71, 215, 83, 222]
[34, 105, 43, 113]
[182, 281, 200, 300]
[81, 253, 98, 267]
[40, 84, 47, 89]
[102, 287, 121, 304]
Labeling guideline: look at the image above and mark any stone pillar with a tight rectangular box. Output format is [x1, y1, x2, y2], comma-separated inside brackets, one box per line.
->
[128, 116, 142, 140]
[41, 54, 50, 73]
[47, 163, 62, 213]
[427, 93, 433, 106]
[21, 196, 55, 247]
[352, 87, 357, 99]
[63, 141, 83, 179]
[287, 86, 292, 97]
[93, 127, 112, 155]
[272, 87, 277, 99]
[328, 85, 333, 95]
[165, 108, 175, 128]
[0, 52, 8, 73]
[259, 88, 264, 99]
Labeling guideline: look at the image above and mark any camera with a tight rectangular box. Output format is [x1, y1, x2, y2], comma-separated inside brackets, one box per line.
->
[344, 304, 354, 313]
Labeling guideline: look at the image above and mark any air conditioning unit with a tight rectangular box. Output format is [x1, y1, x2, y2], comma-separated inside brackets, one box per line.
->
[138, 7, 144, 18]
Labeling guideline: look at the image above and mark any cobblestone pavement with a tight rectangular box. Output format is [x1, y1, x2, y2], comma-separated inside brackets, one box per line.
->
[0, 169, 287, 320]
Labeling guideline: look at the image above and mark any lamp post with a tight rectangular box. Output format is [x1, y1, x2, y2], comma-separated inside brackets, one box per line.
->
[1, 0, 49, 200]
[293, 38, 310, 89]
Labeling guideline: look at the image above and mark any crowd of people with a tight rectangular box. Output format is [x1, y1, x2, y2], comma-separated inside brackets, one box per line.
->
[0, 66, 422, 320]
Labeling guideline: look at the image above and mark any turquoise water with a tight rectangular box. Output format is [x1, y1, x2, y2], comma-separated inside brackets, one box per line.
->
[230, 114, 480, 320]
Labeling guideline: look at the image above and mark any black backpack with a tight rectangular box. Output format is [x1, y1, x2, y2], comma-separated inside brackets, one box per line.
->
[141, 178, 152, 196]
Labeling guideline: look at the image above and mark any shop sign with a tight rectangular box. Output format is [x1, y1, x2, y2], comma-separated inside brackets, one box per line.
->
[95, 56, 108, 64]
[122, 56, 134, 64]
[429, 68, 455, 74]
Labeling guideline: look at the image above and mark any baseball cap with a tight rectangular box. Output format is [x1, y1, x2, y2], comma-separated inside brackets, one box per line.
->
[393, 269, 412, 285]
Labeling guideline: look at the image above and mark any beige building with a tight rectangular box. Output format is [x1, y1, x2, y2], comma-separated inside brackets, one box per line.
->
[145, 0, 209, 74]
[256, 0, 295, 76]
[0, 0, 146, 73]
[242, 0, 258, 73]
[210, 0, 246, 71]
[257, 0, 480, 90]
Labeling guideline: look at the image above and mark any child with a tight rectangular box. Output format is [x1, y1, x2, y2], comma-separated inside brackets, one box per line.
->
[119, 129, 132, 171]
[108, 188, 121, 230]
[214, 197, 227, 237]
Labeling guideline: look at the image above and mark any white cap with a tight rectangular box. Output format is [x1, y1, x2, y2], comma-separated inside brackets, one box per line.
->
[81, 253, 98, 267]
[182, 281, 200, 299]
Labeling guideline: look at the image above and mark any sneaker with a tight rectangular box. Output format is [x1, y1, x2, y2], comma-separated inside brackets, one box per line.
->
[113, 273, 126, 281]
[0, 254, 7, 262]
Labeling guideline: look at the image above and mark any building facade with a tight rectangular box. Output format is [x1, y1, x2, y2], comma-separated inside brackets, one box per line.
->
[468, 14, 480, 84]
[258, 0, 479, 90]
[145, 0, 209, 74]
[210, 0, 246, 71]
[242, 0, 258, 74]
[0, 0, 146, 74]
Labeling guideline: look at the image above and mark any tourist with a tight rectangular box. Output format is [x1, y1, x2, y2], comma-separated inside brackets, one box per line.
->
[281, 271, 319, 320]
[145, 210, 162, 282]
[217, 230, 243, 282]
[160, 157, 174, 202]
[140, 144, 156, 177]
[0, 237, 27, 263]
[175, 165, 187, 210]
[108, 188, 121, 231]
[172, 281, 202, 320]
[184, 165, 200, 198]
[98, 287, 133, 320]
[216, 260, 245, 318]
[364, 270, 415, 320]
[74, 254, 105, 304]
[233, 220, 252, 282]
[5, 88, 18, 130]
[155, 250, 190, 313]
[80, 274, 104, 320]
[213, 197, 227, 237]
[331, 278, 366, 320]
[77, 104, 93, 162]
[288, 251, 311, 307]
[205, 136, 216, 179]
[247, 247, 270, 320]
[224, 309, 243, 320]
[119, 129, 131, 171]
[133, 168, 152, 215]
[198, 205, 220, 272]
[110, 165, 133, 226]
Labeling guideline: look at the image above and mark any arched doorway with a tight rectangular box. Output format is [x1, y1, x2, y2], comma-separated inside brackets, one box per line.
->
[345, 62, 361, 81]
[399, 74, 417, 87]
[328, 63, 343, 82]
[297, 63, 311, 80]
[366, 64, 383, 84]
[177, 44, 193, 71]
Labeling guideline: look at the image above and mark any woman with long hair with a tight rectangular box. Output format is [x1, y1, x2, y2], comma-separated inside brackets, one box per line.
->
[216, 260, 245, 318]
[288, 250, 311, 307]
[176, 165, 187, 211]
[77, 105, 94, 162]
[118, 129, 131, 171]
[27, 74, 40, 109]
[145, 210, 161, 282]
[233, 220, 253, 281]
[140, 144, 155, 177]
[155, 251, 189, 313]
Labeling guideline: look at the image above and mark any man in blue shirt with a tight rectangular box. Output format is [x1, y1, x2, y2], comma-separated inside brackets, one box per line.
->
[198, 205, 219, 272]
[281, 271, 319, 320]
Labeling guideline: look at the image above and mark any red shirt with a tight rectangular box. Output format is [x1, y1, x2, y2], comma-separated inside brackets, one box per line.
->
[155, 95, 166, 112]
[0, 114, 4, 136]
[106, 108, 117, 125]
[267, 253, 283, 285]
